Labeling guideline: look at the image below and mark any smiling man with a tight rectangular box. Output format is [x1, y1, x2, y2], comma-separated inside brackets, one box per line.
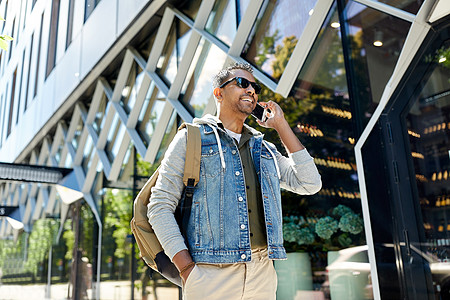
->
[147, 63, 322, 299]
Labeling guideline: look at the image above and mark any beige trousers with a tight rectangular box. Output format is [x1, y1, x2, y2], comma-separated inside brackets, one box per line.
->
[182, 249, 278, 300]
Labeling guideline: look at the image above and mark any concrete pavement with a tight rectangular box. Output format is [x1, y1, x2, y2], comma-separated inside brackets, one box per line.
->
[0, 281, 180, 300]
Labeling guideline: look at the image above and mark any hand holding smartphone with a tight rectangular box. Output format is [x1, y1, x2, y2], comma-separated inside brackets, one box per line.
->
[251, 103, 272, 122]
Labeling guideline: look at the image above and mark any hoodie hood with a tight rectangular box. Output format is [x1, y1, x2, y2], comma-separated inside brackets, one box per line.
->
[193, 114, 263, 137]
[190, 114, 280, 178]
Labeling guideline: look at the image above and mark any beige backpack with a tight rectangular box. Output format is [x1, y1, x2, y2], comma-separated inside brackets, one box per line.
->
[130, 123, 201, 286]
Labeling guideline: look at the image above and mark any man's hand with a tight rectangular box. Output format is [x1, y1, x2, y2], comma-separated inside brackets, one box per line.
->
[256, 101, 285, 131]
[173, 249, 195, 283]
[256, 101, 305, 153]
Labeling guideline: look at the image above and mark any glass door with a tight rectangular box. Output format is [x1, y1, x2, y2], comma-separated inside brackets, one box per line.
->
[383, 26, 450, 299]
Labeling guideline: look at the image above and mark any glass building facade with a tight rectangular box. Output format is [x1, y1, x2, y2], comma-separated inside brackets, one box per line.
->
[0, 0, 449, 299]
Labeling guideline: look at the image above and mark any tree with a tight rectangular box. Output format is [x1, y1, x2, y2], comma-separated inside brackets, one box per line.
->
[0, 17, 13, 51]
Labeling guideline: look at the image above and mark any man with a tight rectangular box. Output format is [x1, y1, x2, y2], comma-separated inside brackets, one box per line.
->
[148, 63, 321, 299]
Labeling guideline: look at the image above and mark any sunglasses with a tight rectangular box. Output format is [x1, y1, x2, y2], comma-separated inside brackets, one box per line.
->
[219, 77, 262, 94]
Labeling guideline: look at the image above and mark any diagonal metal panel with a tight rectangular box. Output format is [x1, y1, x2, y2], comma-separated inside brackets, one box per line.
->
[228, 0, 264, 57]
[146, 8, 176, 72]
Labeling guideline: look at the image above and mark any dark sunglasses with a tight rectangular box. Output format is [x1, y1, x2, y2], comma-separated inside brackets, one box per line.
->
[219, 77, 262, 94]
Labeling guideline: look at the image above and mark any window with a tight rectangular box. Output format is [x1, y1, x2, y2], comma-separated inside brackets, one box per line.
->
[8, 17, 15, 61]
[24, 33, 33, 110]
[16, 49, 25, 124]
[2, 0, 8, 33]
[46, 0, 60, 78]
[242, 0, 318, 81]
[84, 0, 101, 22]
[7, 68, 17, 136]
[205, 0, 250, 46]
[0, 93, 3, 147]
[65, 0, 74, 49]
[34, 13, 43, 98]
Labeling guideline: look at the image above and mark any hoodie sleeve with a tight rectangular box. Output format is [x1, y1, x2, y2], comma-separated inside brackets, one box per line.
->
[147, 128, 188, 261]
[267, 141, 322, 195]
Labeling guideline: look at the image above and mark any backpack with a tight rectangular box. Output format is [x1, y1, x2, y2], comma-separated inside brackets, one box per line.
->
[130, 123, 201, 287]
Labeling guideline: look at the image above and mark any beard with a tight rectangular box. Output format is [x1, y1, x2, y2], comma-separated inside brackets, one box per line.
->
[235, 95, 256, 116]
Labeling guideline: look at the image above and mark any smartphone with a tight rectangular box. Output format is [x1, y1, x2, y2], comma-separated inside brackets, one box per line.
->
[251, 103, 269, 122]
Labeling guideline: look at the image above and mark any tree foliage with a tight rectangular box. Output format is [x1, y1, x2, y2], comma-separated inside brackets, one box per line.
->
[0, 17, 13, 51]
[24, 219, 59, 274]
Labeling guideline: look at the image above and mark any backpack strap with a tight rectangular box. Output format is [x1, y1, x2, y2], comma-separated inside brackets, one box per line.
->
[183, 123, 201, 188]
[176, 123, 201, 236]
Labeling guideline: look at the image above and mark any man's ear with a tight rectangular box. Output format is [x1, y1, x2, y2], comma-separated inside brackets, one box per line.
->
[213, 87, 222, 101]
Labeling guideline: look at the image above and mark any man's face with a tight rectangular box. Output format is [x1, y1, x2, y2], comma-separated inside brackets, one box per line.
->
[217, 69, 259, 117]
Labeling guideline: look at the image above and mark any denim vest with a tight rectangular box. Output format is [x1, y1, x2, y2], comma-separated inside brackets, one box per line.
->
[185, 123, 287, 263]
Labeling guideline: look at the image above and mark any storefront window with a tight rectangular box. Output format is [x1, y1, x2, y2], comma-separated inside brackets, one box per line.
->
[405, 41, 450, 299]
[342, 0, 411, 129]
[180, 38, 227, 117]
[374, 0, 424, 15]
[242, 0, 318, 81]
[248, 3, 368, 299]
[205, 0, 251, 46]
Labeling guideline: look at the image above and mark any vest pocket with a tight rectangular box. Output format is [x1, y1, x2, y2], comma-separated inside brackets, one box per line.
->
[201, 144, 226, 178]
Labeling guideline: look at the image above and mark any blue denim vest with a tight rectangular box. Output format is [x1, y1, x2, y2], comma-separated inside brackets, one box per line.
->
[185, 124, 287, 263]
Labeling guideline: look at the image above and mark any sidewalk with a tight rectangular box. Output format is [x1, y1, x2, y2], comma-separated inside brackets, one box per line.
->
[0, 281, 180, 300]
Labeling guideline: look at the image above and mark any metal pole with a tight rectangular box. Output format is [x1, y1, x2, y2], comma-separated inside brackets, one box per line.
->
[46, 246, 52, 299]
[72, 201, 81, 300]
[131, 147, 137, 300]
[95, 223, 102, 300]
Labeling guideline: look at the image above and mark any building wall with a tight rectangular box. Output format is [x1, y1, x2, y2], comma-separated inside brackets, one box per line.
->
[0, 0, 159, 162]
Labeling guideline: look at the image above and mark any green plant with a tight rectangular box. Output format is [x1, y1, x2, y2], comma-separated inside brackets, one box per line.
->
[282, 216, 316, 252]
[315, 204, 364, 250]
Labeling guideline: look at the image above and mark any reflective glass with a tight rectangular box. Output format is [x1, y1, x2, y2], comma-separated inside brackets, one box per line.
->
[105, 113, 126, 163]
[137, 83, 166, 148]
[156, 19, 192, 86]
[242, 0, 318, 81]
[343, 0, 411, 128]
[64, 150, 73, 168]
[54, 138, 65, 165]
[94, 95, 108, 135]
[119, 64, 144, 114]
[374, 0, 423, 14]
[405, 41, 450, 298]
[70, 118, 83, 151]
[82, 134, 95, 173]
[206, 0, 251, 46]
[155, 111, 178, 163]
[248, 3, 367, 299]
[180, 38, 227, 117]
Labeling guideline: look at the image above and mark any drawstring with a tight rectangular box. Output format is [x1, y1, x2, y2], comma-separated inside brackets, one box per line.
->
[262, 141, 281, 179]
[208, 124, 226, 169]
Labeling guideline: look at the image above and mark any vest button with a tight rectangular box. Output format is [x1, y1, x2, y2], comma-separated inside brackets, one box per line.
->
[235, 171, 240, 176]
[241, 254, 246, 259]
[232, 150, 237, 155]
[240, 224, 246, 229]
[238, 196, 243, 202]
